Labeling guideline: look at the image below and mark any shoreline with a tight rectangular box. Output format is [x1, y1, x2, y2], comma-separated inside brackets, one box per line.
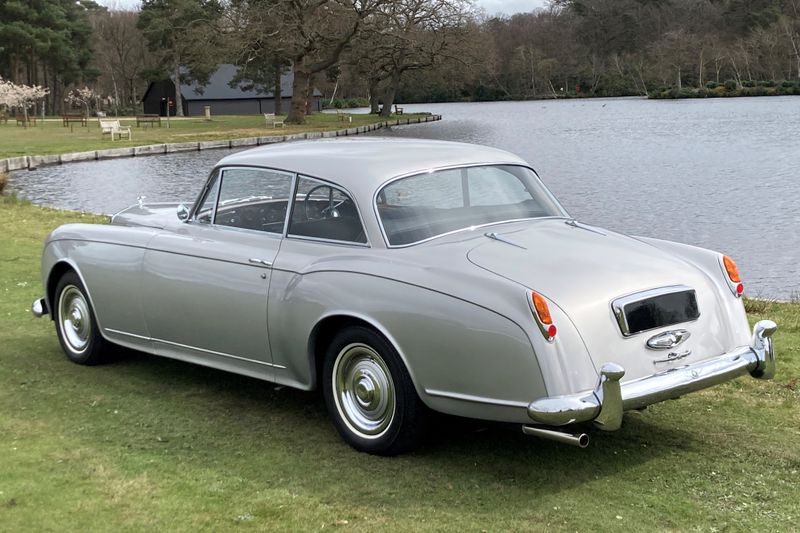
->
[0, 114, 442, 173]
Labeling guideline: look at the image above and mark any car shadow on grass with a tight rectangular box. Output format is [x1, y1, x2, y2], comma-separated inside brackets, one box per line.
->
[98, 348, 699, 493]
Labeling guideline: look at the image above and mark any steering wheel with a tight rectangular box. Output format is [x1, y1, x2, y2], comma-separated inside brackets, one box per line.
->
[303, 184, 346, 220]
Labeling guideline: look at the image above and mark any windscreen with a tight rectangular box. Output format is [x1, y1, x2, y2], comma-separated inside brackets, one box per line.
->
[376, 165, 564, 246]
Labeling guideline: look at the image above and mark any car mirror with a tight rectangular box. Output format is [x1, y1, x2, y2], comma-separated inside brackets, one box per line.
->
[177, 203, 190, 221]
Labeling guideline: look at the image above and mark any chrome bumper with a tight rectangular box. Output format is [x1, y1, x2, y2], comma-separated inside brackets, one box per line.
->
[527, 320, 777, 430]
[31, 298, 48, 318]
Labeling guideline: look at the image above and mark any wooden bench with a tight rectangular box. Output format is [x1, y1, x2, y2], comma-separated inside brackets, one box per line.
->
[336, 110, 352, 122]
[264, 113, 285, 128]
[16, 113, 36, 126]
[0, 112, 7, 124]
[99, 119, 132, 141]
[394, 104, 404, 115]
[63, 114, 87, 127]
[136, 114, 161, 127]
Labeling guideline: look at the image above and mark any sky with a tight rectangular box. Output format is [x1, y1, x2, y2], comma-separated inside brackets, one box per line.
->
[96, 0, 550, 17]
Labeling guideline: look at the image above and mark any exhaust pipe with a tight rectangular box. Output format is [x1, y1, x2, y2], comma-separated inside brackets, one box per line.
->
[522, 425, 589, 448]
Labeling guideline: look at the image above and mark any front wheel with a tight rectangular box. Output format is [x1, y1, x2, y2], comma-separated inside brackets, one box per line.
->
[54, 271, 110, 365]
[322, 326, 428, 455]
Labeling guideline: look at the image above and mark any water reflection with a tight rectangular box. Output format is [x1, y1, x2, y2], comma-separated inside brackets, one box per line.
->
[8, 97, 800, 298]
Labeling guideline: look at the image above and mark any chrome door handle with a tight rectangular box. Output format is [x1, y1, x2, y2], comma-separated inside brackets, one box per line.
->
[248, 258, 273, 267]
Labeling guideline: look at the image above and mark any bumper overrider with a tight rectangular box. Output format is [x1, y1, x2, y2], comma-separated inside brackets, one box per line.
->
[525, 320, 777, 444]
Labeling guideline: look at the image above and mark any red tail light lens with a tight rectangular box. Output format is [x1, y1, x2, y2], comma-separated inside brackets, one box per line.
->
[722, 255, 744, 297]
[531, 292, 557, 340]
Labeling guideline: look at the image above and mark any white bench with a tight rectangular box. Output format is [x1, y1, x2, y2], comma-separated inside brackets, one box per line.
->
[99, 119, 132, 141]
[264, 113, 285, 128]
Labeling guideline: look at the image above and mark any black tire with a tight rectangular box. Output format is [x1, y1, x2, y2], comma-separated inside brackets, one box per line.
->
[53, 271, 109, 365]
[322, 326, 429, 455]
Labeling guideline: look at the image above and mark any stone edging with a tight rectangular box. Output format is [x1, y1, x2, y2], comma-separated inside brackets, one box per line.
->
[0, 115, 442, 173]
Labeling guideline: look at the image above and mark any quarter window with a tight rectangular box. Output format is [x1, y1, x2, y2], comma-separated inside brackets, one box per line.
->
[213, 168, 294, 233]
[288, 176, 367, 244]
[194, 172, 219, 224]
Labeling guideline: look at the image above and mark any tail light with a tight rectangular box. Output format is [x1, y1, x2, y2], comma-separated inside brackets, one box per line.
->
[530, 291, 557, 341]
[721, 255, 744, 297]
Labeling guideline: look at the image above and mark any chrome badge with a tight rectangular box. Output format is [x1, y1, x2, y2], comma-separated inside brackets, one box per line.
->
[646, 329, 691, 350]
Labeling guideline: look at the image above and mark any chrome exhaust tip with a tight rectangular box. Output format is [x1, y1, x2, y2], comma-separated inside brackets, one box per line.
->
[522, 425, 589, 448]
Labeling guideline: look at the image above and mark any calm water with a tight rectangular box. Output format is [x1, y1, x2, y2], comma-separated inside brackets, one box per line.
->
[9, 97, 800, 298]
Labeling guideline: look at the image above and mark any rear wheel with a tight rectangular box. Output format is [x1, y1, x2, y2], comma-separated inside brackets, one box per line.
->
[54, 271, 109, 365]
[323, 326, 428, 455]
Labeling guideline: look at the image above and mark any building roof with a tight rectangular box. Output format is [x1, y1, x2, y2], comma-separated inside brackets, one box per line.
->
[180, 64, 322, 101]
[215, 137, 529, 199]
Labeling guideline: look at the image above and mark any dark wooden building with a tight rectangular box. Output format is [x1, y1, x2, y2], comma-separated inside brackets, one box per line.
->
[141, 64, 322, 117]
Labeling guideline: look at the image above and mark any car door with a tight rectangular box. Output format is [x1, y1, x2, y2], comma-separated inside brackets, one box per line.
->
[140, 166, 294, 374]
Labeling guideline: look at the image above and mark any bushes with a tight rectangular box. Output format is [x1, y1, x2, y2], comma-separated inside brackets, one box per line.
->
[649, 79, 800, 99]
[0, 171, 8, 195]
[323, 97, 370, 110]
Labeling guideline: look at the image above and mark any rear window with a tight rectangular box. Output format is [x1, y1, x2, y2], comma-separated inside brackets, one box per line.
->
[376, 165, 563, 246]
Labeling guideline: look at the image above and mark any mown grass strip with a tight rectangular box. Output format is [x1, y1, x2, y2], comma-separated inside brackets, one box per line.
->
[0, 195, 797, 531]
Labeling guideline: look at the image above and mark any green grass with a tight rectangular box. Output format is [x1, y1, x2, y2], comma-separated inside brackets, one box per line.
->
[0, 113, 413, 159]
[0, 195, 798, 532]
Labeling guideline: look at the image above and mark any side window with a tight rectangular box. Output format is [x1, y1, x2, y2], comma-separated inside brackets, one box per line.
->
[213, 168, 294, 233]
[194, 172, 219, 224]
[288, 176, 367, 244]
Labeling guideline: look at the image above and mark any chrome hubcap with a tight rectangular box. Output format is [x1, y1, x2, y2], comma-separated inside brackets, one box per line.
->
[58, 286, 91, 354]
[333, 343, 395, 438]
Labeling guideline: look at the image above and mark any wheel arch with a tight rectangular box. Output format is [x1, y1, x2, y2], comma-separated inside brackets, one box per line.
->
[46, 260, 103, 332]
[307, 312, 423, 397]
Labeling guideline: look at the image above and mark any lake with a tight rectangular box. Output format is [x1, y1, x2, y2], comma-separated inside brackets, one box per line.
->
[8, 97, 800, 299]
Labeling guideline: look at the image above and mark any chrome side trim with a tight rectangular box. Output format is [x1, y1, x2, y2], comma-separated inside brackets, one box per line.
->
[425, 388, 529, 408]
[527, 320, 778, 429]
[104, 328, 287, 369]
[611, 284, 697, 337]
[105, 327, 150, 340]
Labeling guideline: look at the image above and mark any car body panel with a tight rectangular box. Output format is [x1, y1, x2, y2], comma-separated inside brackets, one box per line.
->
[36, 138, 773, 433]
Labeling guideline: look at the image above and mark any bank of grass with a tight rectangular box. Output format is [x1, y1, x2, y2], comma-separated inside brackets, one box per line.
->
[0, 194, 798, 531]
[0, 113, 413, 159]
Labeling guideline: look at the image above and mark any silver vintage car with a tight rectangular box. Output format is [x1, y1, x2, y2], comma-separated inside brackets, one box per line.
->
[33, 138, 777, 454]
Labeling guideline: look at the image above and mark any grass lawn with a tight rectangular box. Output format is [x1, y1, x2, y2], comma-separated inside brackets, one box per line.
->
[0, 113, 413, 159]
[0, 195, 798, 532]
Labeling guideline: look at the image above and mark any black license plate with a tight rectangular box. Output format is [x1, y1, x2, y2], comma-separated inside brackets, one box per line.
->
[619, 289, 699, 336]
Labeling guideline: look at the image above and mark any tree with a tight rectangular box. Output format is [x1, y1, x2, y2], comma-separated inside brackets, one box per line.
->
[0, 0, 100, 114]
[0, 78, 49, 126]
[233, 0, 388, 124]
[357, 0, 471, 116]
[90, 9, 151, 112]
[138, 0, 224, 117]
[65, 86, 97, 118]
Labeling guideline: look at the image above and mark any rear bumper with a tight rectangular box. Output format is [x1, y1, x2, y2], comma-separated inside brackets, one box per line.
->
[527, 320, 777, 430]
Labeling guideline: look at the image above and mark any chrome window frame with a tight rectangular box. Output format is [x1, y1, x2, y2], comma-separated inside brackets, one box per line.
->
[372, 162, 569, 249]
[285, 174, 371, 248]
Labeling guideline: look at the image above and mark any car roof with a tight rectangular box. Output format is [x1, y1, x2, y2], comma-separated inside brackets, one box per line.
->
[215, 137, 530, 198]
